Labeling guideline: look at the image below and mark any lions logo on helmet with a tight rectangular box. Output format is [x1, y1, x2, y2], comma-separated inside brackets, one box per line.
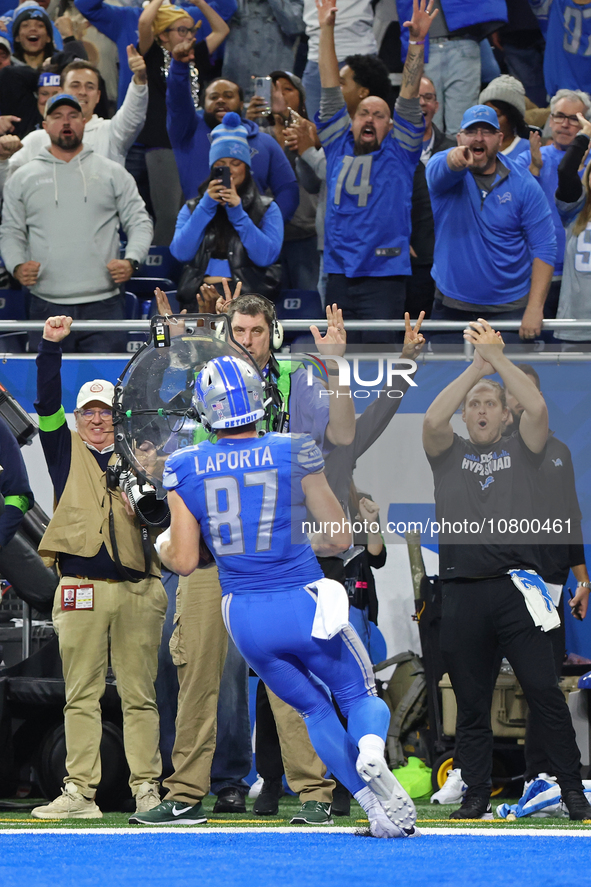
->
[194, 356, 266, 430]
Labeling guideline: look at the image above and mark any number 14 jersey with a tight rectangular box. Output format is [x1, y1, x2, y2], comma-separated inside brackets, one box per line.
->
[319, 103, 423, 278]
[162, 432, 324, 596]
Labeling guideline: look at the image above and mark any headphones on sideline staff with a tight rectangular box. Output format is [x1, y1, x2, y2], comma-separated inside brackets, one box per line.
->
[227, 292, 284, 351]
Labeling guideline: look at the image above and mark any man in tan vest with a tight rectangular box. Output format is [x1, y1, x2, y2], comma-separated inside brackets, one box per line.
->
[31, 314, 168, 820]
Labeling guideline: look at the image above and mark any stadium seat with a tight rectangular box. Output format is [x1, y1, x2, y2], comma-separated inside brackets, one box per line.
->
[119, 245, 183, 284]
[125, 292, 141, 320]
[276, 290, 323, 345]
[125, 291, 148, 354]
[138, 246, 183, 283]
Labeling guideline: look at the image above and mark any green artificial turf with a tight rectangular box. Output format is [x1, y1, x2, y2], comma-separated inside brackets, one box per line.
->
[0, 794, 589, 830]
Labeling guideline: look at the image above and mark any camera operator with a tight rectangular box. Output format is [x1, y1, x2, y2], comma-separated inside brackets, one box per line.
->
[31, 315, 168, 821]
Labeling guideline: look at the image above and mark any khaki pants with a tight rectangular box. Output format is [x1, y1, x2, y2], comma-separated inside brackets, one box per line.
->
[163, 567, 333, 804]
[163, 566, 228, 803]
[52, 575, 167, 797]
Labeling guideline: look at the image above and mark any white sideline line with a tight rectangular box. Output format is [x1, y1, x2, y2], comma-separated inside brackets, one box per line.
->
[1, 826, 591, 837]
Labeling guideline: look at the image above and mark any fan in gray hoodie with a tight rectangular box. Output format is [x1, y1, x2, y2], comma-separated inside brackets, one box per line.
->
[0, 93, 153, 351]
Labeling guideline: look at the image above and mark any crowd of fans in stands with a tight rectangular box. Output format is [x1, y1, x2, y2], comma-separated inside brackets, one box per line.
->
[0, 0, 588, 350]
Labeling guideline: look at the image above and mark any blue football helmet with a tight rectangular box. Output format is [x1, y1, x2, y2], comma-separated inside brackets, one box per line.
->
[194, 355, 266, 430]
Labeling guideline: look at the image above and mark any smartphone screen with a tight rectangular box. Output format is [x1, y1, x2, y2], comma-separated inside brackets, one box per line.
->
[212, 165, 231, 188]
[253, 75, 272, 109]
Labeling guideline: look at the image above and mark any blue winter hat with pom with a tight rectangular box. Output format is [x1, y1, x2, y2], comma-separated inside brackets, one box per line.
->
[209, 111, 252, 169]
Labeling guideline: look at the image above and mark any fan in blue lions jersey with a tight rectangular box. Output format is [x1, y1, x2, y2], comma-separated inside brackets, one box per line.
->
[529, 0, 591, 97]
[158, 354, 420, 839]
[316, 0, 434, 341]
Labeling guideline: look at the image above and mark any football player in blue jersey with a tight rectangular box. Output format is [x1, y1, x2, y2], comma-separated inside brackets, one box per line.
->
[157, 354, 420, 839]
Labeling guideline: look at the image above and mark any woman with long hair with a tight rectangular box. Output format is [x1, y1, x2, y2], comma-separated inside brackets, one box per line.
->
[247, 69, 321, 291]
[171, 112, 284, 310]
[554, 113, 591, 345]
[138, 0, 229, 244]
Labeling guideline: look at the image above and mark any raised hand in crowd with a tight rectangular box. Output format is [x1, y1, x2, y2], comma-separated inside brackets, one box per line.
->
[210, 278, 243, 314]
[401, 311, 426, 360]
[14, 260, 40, 287]
[246, 95, 271, 120]
[316, 0, 337, 30]
[55, 14, 74, 38]
[284, 114, 320, 155]
[197, 283, 221, 313]
[528, 129, 543, 177]
[310, 303, 346, 357]
[402, 0, 438, 42]
[127, 45, 148, 85]
[42, 315, 73, 342]
[0, 116, 21, 136]
[0, 134, 22, 159]
[171, 35, 198, 63]
[154, 287, 187, 336]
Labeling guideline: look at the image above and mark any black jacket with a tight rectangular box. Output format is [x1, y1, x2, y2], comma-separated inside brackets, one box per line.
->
[177, 178, 281, 309]
[410, 123, 454, 266]
[0, 42, 88, 139]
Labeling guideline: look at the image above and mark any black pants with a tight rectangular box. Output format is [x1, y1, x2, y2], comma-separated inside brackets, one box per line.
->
[440, 575, 581, 799]
[523, 601, 566, 780]
[28, 293, 127, 353]
[325, 274, 406, 344]
[255, 680, 284, 780]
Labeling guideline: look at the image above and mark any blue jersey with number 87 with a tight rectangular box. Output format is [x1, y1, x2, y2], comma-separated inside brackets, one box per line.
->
[318, 103, 423, 278]
[162, 432, 325, 595]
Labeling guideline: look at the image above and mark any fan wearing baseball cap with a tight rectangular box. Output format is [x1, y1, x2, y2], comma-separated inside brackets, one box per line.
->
[30, 314, 167, 821]
[426, 103, 557, 343]
[0, 83, 153, 353]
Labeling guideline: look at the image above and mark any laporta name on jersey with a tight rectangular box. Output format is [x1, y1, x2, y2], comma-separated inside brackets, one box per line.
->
[194, 444, 274, 475]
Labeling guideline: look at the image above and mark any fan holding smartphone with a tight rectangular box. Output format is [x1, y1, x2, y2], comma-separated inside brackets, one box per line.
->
[171, 112, 285, 309]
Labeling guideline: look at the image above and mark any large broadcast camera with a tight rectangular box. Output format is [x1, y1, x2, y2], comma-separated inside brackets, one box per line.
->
[111, 312, 266, 528]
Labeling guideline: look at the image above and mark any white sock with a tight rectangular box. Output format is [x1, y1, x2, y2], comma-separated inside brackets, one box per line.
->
[357, 734, 386, 759]
[354, 786, 380, 816]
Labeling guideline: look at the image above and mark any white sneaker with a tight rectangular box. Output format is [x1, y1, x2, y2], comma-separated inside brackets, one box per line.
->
[430, 768, 467, 804]
[134, 782, 161, 814]
[248, 775, 264, 799]
[356, 752, 416, 831]
[31, 783, 102, 820]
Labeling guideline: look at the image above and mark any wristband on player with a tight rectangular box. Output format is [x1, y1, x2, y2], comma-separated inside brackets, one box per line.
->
[409, 39, 426, 44]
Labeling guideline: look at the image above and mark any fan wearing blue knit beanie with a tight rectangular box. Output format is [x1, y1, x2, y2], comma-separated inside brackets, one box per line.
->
[171, 111, 284, 308]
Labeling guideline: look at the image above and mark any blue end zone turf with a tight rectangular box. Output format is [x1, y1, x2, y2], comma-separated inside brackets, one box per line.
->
[1, 833, 591, 887]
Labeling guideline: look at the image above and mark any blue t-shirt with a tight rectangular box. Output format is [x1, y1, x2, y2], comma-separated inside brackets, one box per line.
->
[318, 104, 423, 278]
[162, 431, 324, 595]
